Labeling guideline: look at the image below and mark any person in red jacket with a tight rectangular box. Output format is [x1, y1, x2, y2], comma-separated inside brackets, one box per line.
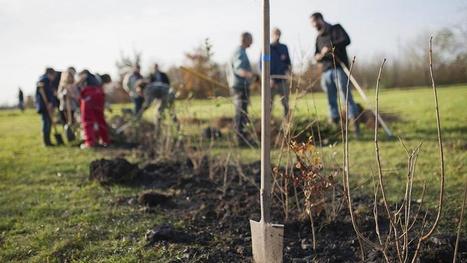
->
[77, 70, 111, 148]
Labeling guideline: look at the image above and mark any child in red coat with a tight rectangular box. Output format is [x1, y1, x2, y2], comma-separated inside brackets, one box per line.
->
[78, 70, 111, 148]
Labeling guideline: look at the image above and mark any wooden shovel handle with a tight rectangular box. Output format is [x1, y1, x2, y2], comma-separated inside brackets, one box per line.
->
[260, 0, 272, 223]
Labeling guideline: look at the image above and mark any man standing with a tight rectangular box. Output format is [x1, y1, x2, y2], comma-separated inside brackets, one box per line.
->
[228, 32, 255, 146]
[18, 88, 24, 112]
[269, 27, 291, 118]
[35, 68, 57, 146]
[310, 12, 360, 136]
[123, 64, 144, 115]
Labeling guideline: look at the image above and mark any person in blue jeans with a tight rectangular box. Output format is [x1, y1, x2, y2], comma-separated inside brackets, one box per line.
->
[310, 12, 361, 136]
[35, 68, 58, 146]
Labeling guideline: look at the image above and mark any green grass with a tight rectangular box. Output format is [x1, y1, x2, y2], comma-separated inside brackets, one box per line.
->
[0, 84, 466, 261]
[0, 112, 179, 261]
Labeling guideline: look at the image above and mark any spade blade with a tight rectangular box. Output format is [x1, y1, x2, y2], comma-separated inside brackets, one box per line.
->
[250, 220, 284, 263]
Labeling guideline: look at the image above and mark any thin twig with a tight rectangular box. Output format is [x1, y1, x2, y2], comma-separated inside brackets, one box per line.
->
[411, 35, 446, 263]
[342, 56, 375, 259]
[374, 58, 406, 262]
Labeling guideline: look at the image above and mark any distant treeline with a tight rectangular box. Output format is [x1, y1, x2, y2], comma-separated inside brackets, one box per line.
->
[351, 27, 467, 89]
[159, 27, 466, 99]
[6, 27, 464, 109]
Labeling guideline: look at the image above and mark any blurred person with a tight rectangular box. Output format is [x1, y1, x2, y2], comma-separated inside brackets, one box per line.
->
[143, 64, 178, 132]
[260, 27, 292, 118]
[51, 70, 62, 111]
[123, 64, 144, 115]
[57, 67, 79, 124]
[227, 32, 255, 146]
[35, 67, 58, 146]
[77, 70, 111, 148]
[310, 12, 361, 137]
[135, 79, 178, 134]
[18, 88, 24, 112]
[147, 63, 170, 86]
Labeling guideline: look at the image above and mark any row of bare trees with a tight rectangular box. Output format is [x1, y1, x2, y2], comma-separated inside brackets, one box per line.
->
[111, 26, 466, 102]
[352, 27, 467, 89]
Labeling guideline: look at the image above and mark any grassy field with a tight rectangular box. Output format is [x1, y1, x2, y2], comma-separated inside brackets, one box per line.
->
[0, 84, 466, 262]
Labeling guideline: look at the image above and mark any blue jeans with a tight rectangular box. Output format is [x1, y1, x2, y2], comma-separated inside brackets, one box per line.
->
[320, 68, 359, 120]
[41, 111, 52, 144]
[133, 96, 144, 115]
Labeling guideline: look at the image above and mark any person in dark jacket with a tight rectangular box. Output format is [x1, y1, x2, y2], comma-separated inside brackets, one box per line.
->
[260, 27, 291, 117]
[18, 88, 24, 112]
[310, 12, 360, 136]
[35, 68, 58, 146]
[147, 63, 170, 86]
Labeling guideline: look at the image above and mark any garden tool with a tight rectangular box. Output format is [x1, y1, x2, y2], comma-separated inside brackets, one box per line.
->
[338, 59, 394, 138]
[180, 66, 229, 91]
[38, 87, 64, 145]
[250, 1, 284, 262]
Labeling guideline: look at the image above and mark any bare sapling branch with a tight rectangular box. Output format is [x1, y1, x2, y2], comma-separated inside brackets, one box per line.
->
[374, 59, 393, 225]
[420, 35, 445, 241]
[342, 56, 373, 259]
[410, 35, 446, 263]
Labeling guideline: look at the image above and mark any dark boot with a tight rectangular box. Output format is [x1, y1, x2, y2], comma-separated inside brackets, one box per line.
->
[43, 134, 54, 147]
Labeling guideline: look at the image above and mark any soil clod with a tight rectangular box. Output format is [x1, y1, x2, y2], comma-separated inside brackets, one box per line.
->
[89, 158, 139, 185]
[138, 190, 174, 208]
[145, 224, 193, 245]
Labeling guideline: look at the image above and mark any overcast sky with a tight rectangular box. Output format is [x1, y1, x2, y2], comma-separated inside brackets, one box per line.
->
[0, 0, 465, 104]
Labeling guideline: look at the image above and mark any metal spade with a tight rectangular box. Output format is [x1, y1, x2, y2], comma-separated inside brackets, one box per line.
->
[250, 0, 284, 262]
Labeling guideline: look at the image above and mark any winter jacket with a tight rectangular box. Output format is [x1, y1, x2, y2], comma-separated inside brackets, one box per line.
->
[315, 23, 351, 72]
[35, 75, 56, 113]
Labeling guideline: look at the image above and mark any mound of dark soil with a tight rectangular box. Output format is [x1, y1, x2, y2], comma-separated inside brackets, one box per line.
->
[89, 158, 139, 185]
[344, 103, 400, 130]
[99, 157, 465, 262]
[145, 224, 193, 245]
[138, 190, 174, 208]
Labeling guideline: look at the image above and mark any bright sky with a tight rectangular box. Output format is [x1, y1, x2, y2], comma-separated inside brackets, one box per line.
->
[0, 0, 465, 105]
